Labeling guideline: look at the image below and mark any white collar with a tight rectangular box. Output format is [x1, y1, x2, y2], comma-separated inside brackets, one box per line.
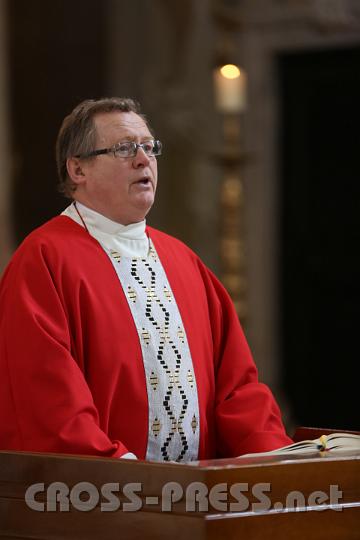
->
[61, 202, 149, 258]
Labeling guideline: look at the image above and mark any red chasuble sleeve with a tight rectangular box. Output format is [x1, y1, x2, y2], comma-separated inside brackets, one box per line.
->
[197, 261, 293, 457]
[0, 235, 129, 458]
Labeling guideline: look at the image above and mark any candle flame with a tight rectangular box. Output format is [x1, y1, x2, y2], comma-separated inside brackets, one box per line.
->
[220, 64, 241, 80]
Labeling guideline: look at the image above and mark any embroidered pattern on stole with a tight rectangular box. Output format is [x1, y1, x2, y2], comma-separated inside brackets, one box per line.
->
[107, 242, 200, 462]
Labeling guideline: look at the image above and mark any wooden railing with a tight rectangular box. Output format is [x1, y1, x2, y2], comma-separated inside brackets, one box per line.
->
[0, 442, 359, 539]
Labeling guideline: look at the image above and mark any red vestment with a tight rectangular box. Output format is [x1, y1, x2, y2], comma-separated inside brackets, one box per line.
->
[0, 217, 292, 459]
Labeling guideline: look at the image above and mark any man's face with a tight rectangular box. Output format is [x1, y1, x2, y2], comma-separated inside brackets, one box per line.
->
[74, 111, 158, 224]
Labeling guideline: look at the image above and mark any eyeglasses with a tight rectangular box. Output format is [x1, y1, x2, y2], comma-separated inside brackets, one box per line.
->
[75, 139, 162, 159]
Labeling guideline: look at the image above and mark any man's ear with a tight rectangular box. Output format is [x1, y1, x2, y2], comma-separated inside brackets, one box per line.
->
[66, 157, 86, 185]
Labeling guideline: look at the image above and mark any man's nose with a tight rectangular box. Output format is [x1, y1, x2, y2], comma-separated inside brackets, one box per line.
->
[132, 147, 151, 168]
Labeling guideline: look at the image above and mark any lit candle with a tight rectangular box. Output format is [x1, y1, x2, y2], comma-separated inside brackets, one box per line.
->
[213, 64, 247, 113]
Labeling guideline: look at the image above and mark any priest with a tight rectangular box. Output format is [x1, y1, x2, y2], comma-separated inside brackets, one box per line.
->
[0, 97, 293, 461]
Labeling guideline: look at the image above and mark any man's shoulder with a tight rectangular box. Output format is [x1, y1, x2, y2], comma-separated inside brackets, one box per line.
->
[9, 216, 95, 266]
[24, 215, 84, 244]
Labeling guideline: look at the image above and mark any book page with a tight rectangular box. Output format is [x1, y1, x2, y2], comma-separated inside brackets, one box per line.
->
[239, 432, 360, 458]
[326, 433, 360, 451]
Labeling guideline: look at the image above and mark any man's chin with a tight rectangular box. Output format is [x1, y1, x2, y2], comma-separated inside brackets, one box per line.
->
[134, 193, 155, 212]
[126, 199, 154, 224]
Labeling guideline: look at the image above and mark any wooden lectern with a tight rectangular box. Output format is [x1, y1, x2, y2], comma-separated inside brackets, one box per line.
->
[0, 444, 359, 539]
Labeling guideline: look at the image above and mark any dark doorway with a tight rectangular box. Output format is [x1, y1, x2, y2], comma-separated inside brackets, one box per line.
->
[279, 47, 360, 431]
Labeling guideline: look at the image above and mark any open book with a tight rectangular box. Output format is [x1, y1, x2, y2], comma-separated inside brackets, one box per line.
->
[241, 433, 360, 458]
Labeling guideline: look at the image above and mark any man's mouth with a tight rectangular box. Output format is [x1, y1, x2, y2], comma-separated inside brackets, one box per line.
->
[134, 176, 151, 186]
